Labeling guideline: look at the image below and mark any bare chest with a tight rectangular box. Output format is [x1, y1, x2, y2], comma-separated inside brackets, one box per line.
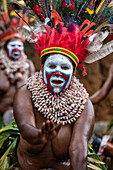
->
[35, 109, 72, 158]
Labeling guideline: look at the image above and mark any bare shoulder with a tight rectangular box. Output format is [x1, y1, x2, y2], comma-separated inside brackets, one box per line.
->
[82, 98, 94, 120]
[14, 84, 31, 101]
[26, 59, 34, 68]
[26, 59, 33, 65]
[26, 59, 35, 76]
[85, 98, 94, 112]
[14, 85, 33, 118]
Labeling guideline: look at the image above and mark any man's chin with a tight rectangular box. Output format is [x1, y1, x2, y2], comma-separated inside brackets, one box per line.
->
[53, 88, 61, 93]
[53, 86, 64, 93]
[8, 55, 21, 61]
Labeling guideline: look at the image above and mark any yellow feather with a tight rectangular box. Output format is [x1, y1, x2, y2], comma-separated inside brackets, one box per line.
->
[10, 11, 17, 16]
[96, 0, 105, 14]
[3, 0, 7, 12]
[94, 21, 108, 32]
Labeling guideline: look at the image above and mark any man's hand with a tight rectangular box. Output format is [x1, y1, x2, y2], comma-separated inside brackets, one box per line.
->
[38, 120, 63, 144]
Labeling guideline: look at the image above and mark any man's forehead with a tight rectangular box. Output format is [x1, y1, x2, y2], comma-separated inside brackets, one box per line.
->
[45, 54, 72, 63]
[8, 39, 23, 44]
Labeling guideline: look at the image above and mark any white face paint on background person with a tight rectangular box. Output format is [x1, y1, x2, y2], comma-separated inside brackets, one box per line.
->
[43, 54, 74, 93]
[6, 39, 24, 60]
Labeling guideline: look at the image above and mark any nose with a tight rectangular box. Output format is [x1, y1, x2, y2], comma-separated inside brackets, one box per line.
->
[53, 71, 62, 77]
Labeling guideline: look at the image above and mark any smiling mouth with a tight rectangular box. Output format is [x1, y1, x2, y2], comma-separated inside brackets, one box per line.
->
[52, 80, 63, 85]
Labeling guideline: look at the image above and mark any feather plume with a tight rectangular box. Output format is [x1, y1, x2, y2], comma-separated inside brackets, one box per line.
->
[76, 0, 86, 7]
[3, 0, 8, 12]
[52, 0, 61, 10]
[85, 40, 113, 63]
[38, 0, 48, 18]
[94, 0, 112, 22]
[23, 0, 45, 22]
[87, 31, 109, 53]
[0, 21, 5, 34]
[14, 0, 113, 72]
[96, 6, 113, 26]
[17, 26, 34, 42]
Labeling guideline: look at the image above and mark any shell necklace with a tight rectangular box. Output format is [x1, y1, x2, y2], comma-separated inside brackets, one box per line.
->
[27, 71, 89, 125]
[0, 49, 29, 82]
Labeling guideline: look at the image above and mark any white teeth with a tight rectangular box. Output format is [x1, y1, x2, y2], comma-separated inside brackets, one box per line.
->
[50, 76, 64, 81]
[13, 52, 20, 54]
[50, 76, 65, 87]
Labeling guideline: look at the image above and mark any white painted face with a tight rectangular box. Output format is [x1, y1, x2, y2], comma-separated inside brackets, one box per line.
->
[43, 54, 73, 93]
[6, 39, 24, 60]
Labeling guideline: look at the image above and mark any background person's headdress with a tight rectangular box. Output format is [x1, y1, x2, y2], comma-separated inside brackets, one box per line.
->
[15, 0, 113, 75]
[0, 0, 28, 42]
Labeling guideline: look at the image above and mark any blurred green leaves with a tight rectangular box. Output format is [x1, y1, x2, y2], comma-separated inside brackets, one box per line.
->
[0, 121, 20, 169]
[88, 142, 106, 170]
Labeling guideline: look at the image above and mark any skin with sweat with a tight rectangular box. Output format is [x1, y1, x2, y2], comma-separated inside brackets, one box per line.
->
[14, 54, 94, 170]
[0, 37, 35, 113]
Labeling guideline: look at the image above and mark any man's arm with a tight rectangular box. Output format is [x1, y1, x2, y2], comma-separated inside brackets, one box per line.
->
[27, 59, 35, 76]
[14, 85, 62, 145]
[90, 64, 113, 104]
[69, 99, 94, 170]
[0, 70, 10, 93]
[14, 85, 41, 144]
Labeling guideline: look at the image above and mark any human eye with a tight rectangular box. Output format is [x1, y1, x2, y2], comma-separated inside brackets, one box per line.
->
[11, 44, 15, 47]
[61, 65, 69, 70]
[49, 63, 56, 69]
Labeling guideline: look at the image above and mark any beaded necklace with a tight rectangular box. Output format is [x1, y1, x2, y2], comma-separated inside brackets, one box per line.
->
[0, 49, 29, 82]
[27, 71, 89, 125]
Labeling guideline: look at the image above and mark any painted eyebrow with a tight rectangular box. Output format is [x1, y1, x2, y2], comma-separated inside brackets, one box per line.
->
[61, 63, 71, 67]
[48, 62, 56, 65]
[61, 64, 70, 66]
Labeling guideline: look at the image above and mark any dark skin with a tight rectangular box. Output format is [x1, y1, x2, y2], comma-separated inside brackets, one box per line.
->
[0, 38, 35, 114]
[14, 84, 94, 170]
[90, 63, 113, 104]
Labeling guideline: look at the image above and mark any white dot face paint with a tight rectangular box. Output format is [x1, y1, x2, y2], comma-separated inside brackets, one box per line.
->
[6, 39, 24, 60]
[43, 54, 73, 93]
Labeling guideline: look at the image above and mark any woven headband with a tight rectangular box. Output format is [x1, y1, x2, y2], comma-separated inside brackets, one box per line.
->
[40, 47, 79, 67]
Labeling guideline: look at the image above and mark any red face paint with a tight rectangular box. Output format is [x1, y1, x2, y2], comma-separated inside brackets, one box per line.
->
[43, 54, 74, 93]
[46, 71, 70, 92]
[6, 39, 24, 60]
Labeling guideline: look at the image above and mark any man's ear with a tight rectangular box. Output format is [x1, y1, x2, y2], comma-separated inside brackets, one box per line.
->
[73, 67, 76, 76]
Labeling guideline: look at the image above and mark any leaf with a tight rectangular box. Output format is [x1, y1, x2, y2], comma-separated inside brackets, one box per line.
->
[88, 163, 103, 170]
[0, 122, 19, 133]
[88, 157, 105, 164]
[0, 136, 10, 148]
[0, 138, 18, 169]
[88, 142, 106, 170]
[0, 113, 3, 129]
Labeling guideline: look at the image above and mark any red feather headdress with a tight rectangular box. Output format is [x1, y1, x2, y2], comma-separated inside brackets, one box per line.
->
[0, 9, 28, 42]
[16, 0, 113, 75]
[34, 24, 90, 75]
